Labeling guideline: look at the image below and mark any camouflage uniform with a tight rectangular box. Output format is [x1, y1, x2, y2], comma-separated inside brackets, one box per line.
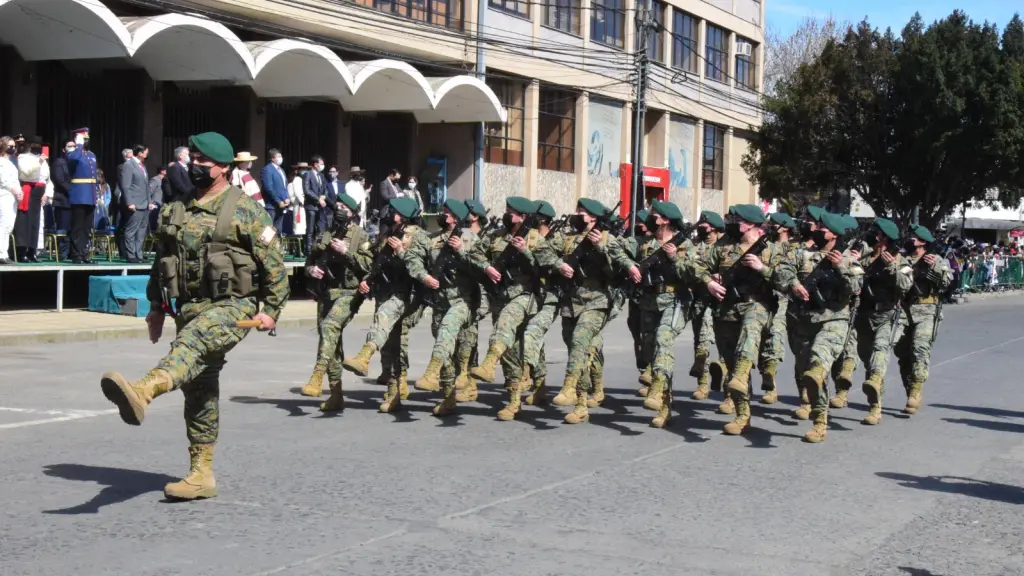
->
[519, 226, 566, 406]
[301, 221, 372, 408]
[688, 236, 720, 398]
[894, 252, 952, 414]
[757, 238, 800, 401]
[692, 236, 785, 434]
[622, 234, 646, 376]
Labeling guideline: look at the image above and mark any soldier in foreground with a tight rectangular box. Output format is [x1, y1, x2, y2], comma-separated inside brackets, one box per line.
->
[453, 198, 493, 401]
[518, 200, 564, 406]
[624, 208, 652, 394]
[894, 224, 952, 416]
[757, 212, 799, 404]
[688, 210, 726, 401]
[301, 193, 372, 411]
[100, 132, 288, 500]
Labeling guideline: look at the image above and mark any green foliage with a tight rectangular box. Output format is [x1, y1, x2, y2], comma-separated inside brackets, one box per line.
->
[744, 11, 1024, 228]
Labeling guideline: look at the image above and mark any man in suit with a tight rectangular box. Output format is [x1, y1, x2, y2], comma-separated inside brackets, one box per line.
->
[66, 128, 99, 264]
[119, 144, 150, 263]
[379, 168, 402, 204]
[113, 148, 132, 258]
[302, 154, 326, 253]
[148, 166, 165, 232]
[320, 165, 342, 234]
[260, 148, 289, 232]
[162, 146, 194, 204]
[50, 141, 73, 259]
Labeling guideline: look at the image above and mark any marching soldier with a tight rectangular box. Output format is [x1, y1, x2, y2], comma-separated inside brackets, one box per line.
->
[894, 224, 952, 416]
[830, 213, 866, 404]
[300, 194, 372, 411]
[453, 198, 492, 401]
[688, 210, 726, 401]
[776, 212, 863, 443]
[408, 199, 485, 416]
[757, 212, 800, 404]
[100, 132, 289, 500]
[624, 208, 652, 394]
[848, 217, 913, 424]
[342, 197, 427, 412]
[519, 200, 564, 406]
[692, 205, 783, 435]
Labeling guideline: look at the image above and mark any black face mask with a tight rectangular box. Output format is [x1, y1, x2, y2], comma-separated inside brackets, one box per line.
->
[904, 239, 920, 253]
[644, 214, 658, 231]
[768, 227, 781, 242]
[333, 212, 350, 229]
[6, 146, 13, 155]
[436, 214, 448, 228]
[570, 214, 587, 232]
[812, 230, 830, 249]
[725, 223, 742, 240]
[502, 213, 514, 230]
[696, 227, 710, 241]
[189, 162, 214, 189]
[864, 235, 880, 248]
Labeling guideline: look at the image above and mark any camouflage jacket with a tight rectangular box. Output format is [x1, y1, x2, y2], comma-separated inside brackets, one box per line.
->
[612, 233, 695, 312]
[304, 222, 373, 299]
[538, 228, 623, 316]
[902, 252, 953, 323]
[370, 224, 428, 299]
[858, 250, 914, 313]
[692, 235, 787, 322]
[776, 245, 864, 323]
[473, 225, 544, 304]
[406, 227, 486, 305]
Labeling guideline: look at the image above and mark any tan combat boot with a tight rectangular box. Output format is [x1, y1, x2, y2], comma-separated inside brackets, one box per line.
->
[588, 371, 606, 408]
[708, 360, 726, 392]
[517, 366, 534, 393]
[301, 365, 326, 397]
[691, 372, 711, 400]
[718, 395, 736, 415]
[650, 388, 672, 428]
[637, 384, 650, 398]
[432, 387, 458, 417]
[469, 343, 507, 383]
[726, 359, 753, 395]
[164, 443, 217, 500]
[793, 386, 812, 420]
[689, 349, 709, 378]
[320, 380, 345, 412]
[455, 380, 479, 403]
[564, 389, 589, 424]
[375, 372, 390, 386]
[800, 365, 828, 410]
[643, 372, 668, 411]
[101, 369, 173, 426]
[525, 373, 547, 406]
[862, 404, 882, 426]
[834, 357, 856, 394]
[497, 383, 524, 421]
[904, 380, 924, 415]
[454, 354, 472, 390]
[553, 375, 579, 407]
[830, 388, 850, 409]
[342, 342, 378, 376]
[759, 362, 778, 404]
[724, 393, 752, 435]
[379, 376, 403, 413]
[861, 373, 883, 425]
[399, 371, 410, 399]
[638, 366, 653, 386]
[803, 411, 828, 443]
[415, 358, 444, 392]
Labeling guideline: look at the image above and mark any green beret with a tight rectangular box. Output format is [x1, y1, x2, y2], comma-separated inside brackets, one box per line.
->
[806, 205, 826, 223]
[873, 217, 900, 241]
[188, 132, 234, 164]
[819, 212, 847, 236]
[336, 193, 359, 214]
[443, 198, 469, 221]
[389, 197, 420, 219]
[769, 212, 797, 230]
[651, 200, 683, 223]
[729, 204, 766, 224]
[577, 197, 609, 218]
[464, 198, 487, 218]
[699, 210, 725, 230]
[535, 200, 556, 220]
[635, 208, 650, 224]
[840, 214, 859, 233]
[506, 195, 535, 215]
[909, 224, 935, 243]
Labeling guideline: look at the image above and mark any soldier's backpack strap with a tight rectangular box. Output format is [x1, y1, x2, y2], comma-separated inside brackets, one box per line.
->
[213, 187, 244, 243]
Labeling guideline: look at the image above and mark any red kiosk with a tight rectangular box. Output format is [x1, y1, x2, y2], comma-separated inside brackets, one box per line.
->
[618, 163, 670, 219]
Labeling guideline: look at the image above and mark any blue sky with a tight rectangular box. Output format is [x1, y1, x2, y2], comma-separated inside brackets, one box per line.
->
[768, 1, 1020, 36]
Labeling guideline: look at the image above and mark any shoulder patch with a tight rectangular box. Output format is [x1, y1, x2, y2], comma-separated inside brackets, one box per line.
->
[360, 242, 371, 251]
[899, 266, 913, 274]
[259, 226, 277, 246]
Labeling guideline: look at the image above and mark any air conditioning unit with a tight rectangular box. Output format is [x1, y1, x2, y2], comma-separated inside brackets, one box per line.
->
[735, 41, 752, 57]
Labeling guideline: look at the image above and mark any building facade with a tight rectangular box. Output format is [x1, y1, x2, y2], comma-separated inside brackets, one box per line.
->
[0, 0, 763, 218]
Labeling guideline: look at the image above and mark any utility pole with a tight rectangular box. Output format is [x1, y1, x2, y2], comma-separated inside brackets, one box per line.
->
[629, 1, 653, 235]
[474, 0, 487, 202]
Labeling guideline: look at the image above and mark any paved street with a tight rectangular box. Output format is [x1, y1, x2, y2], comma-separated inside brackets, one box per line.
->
[2, 295, 1024, 576]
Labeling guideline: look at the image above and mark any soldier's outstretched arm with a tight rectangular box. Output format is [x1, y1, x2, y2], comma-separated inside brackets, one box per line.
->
[247, 207, 290, 321]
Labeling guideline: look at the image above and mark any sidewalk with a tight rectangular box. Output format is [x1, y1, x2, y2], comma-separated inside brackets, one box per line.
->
[0, 300, 372, 346]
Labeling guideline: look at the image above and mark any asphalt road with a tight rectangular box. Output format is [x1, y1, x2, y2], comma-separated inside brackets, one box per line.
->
[3, 295, 1024, 576]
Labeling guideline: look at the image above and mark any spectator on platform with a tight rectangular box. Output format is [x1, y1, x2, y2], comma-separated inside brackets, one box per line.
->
[14, 136, 48, 262]
[148, 165, 165, 232]
[50, 141, 73, 259]
[119, 144, 150, 263]
[289, 163, 309, 242]
[0, 136, 19, 264]
[344, 166, 367, 225]
[231, 151, 262, 207]
[302, 155, 327, 253]
[113, 148, 132, 258]
[163, 146, 194, 204]
[379, 168, 402, 203]
[261, 148, 289, 232]
[321, 165, 341, 233]
[94, 169, 111, 231]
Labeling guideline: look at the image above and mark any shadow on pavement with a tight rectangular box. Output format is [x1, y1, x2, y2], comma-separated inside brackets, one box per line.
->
[876, 472, 1024, 505]
[942, 417, 1024, 434]
[899, 568, 947, 576]
[933, 403, 1024, 419]
[41, 464, 177, 515]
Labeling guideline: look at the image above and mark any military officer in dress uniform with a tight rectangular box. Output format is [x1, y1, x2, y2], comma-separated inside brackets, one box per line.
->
[66, 127, 99, 263]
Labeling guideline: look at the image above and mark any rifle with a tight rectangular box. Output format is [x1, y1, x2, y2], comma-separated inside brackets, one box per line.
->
[637, 224, 696, 289]
[716, 233, 771, 308]
[797, 232, 858, 310]
[306, 218, 350, 301]
[422, 221, 464, 307]
[363, 222, 406, 297]
[562, 200, 622, 281]
[489, 214, 538, 289]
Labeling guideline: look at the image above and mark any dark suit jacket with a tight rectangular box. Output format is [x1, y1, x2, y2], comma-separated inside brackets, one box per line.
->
[303, 170, 326, 207]
[119, 159, 149, 208]
[163, 162, 195, 203]
[379, 178, 401, 202]
[50, 156, 71, 208]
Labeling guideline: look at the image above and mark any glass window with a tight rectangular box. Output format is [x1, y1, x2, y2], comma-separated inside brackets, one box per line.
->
[735, 37, 757, 91]
[543, 0, 581, 35]
[702, 123, 725, 190]
[538, 89, 576, 173]
[646, 2, 665, 63]
[671, 11, 698, 74]
[356, 0, 463, 29]
[484, 79, 526, 167]
[590, 0, 625, 49]
[705, 24, 728, 83]
[489, 0, 529, 18]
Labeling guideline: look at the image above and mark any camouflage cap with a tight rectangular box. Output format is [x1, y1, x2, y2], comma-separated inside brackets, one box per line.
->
[651, 200, 683, 223]
[909, 224, 935, 243]
[806, 205, 826, 223]
[336, 192, 360, 213]
[389, 197, 420, 219]
[505, 196, 535, 215]
[464, 198, 487, 218]
[699, 210, 725, 230]
[535, 200, 557, 220]
[873, 217, 900, 241]
[188, 132, 234, 164]
[769, 212, 798, 230]
[443, 198, 469, 221]
[819, 212, 848, 236]
[577, 197, 609, 217]
[729, 204, 766, 224]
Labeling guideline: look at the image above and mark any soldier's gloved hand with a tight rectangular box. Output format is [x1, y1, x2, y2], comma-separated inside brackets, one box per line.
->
[330, 238, 348, 255]
[923, 254, 937, 266]
[146, 311, 165, 344]
[792, 283, 810, 301]
[387, 237, 403, 253]
[510, 236, 526, 252]
[849, 249, 861, 261]
[881, 250, 896, 265]
[424, 275, 440, 289]
[586, 229, 602, 246]
[359, 280, 370, 294]
[706, 280, 727, 301]
[827, 250, 844, 266]
[558, 263, 574, 279]
[308, 265, 325, 279]
[664, 242, 678, 259]
[448, 235, 463, 252]
[485, 266, 502, 283]
[741, 253, 763, 271]
[252, 312, 276, 332]
[74, 134, 84, 146]
[627, 265, 641, 284]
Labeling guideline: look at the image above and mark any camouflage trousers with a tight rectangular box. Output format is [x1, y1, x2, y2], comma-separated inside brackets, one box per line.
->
[758, 296, 787, 371]
[156, 297, 258, 444]
[521, 299, 557, 382]
[894, 303, 938, 385]
[692, 301, 716, 378]
[430, 300, 473, 394]
[366, 292, 420, 377]
[317, 293, 365, 384]
[854, 308, 902, 396]
[627, 300, 643, 370]
[489, 292, 534, 386]
[640, 299, 689, 380]
[788, 316, 850, 417]
[831, 307, 860, 383]
[562, 308, 609, 393]
[713, 302, 772, 407]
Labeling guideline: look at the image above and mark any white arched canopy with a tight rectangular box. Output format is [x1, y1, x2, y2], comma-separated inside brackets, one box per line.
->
[417, 76, 507, 123]
[0, 0, 131, 60]
[249, 39, 355, 99]
[124, 14, 255, 82]
[344, 60, 436, 112]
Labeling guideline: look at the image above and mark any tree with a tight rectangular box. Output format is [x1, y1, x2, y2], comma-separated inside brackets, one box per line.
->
[744, 11, 1024, 228]
[763, 15, 848, 97]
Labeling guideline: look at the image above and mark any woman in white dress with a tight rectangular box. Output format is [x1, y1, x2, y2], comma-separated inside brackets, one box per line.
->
[288, 163, 308, 240]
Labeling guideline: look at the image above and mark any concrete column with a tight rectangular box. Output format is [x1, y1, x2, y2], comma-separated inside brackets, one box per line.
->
[140, 78, 163, 169]
[693, 119, 704, 217]
[524, 79, 540, 198]
[580, 0, 592, 62]
[624, 0, 636, 53]
[697, 20, 707, 80]
[531, 0, 541, 45]
[574, 90, 589, 200]
[728, 30, 737, 91]
[662, 5, 673, 66]
[337, 110, 352, 171]
[621, 99, 632, 166]
[8, 55, 37, 138]
[723, 126, 734, 207]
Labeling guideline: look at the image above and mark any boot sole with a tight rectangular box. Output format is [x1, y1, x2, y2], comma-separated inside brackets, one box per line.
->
[552, 395, 576, 407]
[101, 372, 144, 426]
[468, 370, 495, 383]
[300, 388, 322, 398]
[862, 382, 880, 406]
[164, 487, 217, 500]
[642, 398, 663, 411]
[759, 395, 778, 405]
[342, 362, 369, 377]
[414, 383, 440, 392]
[650, 416, 670, 428]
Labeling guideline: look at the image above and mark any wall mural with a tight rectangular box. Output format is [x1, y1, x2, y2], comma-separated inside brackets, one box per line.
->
[668, 116, 694, 189]
[587, 98, 623, 178]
